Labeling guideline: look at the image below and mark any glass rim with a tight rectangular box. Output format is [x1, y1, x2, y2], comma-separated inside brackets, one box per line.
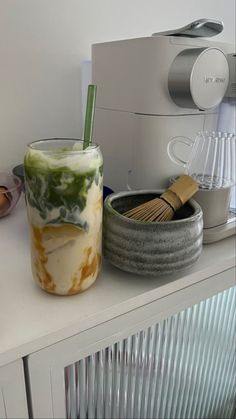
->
[27, 138, 100, 153]
[0, 173, 22, 193]
[197, 130, 235, 138]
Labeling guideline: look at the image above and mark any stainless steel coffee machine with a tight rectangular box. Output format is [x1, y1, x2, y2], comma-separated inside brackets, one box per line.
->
[92, 19, 234, 193]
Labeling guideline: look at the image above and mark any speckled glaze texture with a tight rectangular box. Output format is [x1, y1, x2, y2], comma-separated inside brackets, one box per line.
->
[103, 190, 203, 276]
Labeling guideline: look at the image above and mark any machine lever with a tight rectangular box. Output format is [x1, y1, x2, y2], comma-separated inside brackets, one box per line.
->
[152, 18, 223, 38]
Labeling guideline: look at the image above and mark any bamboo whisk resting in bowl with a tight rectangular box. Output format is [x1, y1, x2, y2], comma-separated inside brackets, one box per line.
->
[124, 175, 199, 222]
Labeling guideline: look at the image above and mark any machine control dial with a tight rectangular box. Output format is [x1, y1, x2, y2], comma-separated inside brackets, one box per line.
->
[168, 47, 229, 110]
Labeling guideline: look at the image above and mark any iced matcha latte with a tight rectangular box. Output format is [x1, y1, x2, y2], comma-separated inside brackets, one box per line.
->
[24, 139, 103, 295]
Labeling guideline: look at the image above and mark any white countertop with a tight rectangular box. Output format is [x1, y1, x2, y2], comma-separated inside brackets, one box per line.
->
[0, 197, 235, 367]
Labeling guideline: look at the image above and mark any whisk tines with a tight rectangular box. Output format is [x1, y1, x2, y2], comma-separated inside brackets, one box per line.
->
[123, 175, 198, 222]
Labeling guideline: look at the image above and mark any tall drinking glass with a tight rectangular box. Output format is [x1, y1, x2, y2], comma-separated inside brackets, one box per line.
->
[24, 139, 103, 295]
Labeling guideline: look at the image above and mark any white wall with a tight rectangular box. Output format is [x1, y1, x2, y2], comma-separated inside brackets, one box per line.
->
[0, 0, 235, 171]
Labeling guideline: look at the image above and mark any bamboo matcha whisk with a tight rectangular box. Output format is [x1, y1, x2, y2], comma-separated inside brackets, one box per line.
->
[123, 175, 199, 222]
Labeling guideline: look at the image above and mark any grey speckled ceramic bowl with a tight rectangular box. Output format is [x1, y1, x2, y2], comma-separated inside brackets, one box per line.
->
[103, 190, 203, 276]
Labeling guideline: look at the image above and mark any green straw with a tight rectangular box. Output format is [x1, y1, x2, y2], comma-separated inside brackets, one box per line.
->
[83, 84, 97, 149]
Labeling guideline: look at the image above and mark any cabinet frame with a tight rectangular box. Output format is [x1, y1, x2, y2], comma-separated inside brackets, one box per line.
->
[26, 267, 235, 418]
[0, 359, 28, 419]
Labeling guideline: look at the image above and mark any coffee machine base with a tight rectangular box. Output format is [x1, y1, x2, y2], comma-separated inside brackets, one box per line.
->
[203, 210, 236, 243]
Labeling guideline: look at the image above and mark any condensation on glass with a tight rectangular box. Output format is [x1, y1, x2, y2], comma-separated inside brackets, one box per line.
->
[65, 286, 236, 419]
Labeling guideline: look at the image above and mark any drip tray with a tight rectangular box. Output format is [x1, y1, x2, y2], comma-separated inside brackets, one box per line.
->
[203, 209, 236, 244]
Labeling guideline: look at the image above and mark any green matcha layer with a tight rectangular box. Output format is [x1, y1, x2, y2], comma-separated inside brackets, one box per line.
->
[24, 149, 103, 228]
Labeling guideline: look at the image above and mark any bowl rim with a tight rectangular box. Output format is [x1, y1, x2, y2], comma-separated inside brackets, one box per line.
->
[104, 189, 203, 224]
[0, 173, 22, 193]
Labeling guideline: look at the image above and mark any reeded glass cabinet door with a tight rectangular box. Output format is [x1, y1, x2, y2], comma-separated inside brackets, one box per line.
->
[27, 283, 236, 419]
[64, 287, 236, 419]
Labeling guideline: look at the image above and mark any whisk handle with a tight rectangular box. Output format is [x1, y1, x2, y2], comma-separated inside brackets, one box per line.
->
[161, 175, 198, 210]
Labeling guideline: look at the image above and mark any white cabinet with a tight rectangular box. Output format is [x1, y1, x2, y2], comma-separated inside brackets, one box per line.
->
[0, 360, 28, 419]
[0, 272, 235, 418]
[27, 269, 236, 419]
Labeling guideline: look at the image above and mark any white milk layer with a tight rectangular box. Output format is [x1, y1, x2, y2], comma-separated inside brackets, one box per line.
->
[30, 180, 102, 295]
